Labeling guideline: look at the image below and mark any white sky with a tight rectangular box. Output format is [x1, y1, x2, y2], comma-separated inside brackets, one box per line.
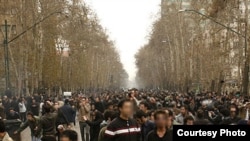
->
[84, 0, 160, 81]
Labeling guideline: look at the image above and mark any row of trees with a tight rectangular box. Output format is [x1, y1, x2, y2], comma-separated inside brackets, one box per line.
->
[136, 0, 249, 93]
[0, 0, 128, 96]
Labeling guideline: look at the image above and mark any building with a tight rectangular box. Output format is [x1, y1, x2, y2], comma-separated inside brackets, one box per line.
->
[0, 0, 19, 41]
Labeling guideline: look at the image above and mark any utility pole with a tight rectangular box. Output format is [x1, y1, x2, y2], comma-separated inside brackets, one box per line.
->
[1, 11, 65, 91]
[3, 20, 10, 90]
[242, 0, 249, 96]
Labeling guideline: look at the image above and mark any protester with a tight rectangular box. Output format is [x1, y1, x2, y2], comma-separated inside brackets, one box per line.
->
[98, 110, 117, 141]
[0, 100, 5, 120]
[0, 120, 13, 141]
[39, 101, 57, 140]
[84, 111, 103, 141]
[60, 130, 78, 141]
[30, 99, 39, 116]
[18, 97, 27, 122]
[165, 109, 180, 129]
[105, 102, 114, 111]
[78, 97, 91, 141]
[2, 95, 13, 117]
[0, 88, 248, 141]
[228, 104, 241, 124]
[41, 136, 57, 141]
[6, 108, 19, 120]
[104, 99, 141, 141]
[59, 99, 76, 128]
[94, 97, 104, 113]
[146, 110, 173, 141]
[148, 111, 155, 122]
[135, 110, 155, 141]
[194, 109, 211, 125]
[176, 105, 194, 124]
[184, 116, 194, 125]
[14, 112, 41, 141]
[139, 102, 150, 114]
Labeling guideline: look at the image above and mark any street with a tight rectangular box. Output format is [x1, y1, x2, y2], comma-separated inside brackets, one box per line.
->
[20, 121, 81, 141]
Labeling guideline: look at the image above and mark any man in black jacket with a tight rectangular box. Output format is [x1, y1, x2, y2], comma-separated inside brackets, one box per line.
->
[39, 101, 57, 140]
[146, 110, 173, 141]
[59, 99, 76, 127]
[135, 110, 155, 141]
[104, 99, 141, 141]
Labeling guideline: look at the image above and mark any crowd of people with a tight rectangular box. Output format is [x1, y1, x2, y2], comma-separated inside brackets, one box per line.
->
[0, 88, 249, 141]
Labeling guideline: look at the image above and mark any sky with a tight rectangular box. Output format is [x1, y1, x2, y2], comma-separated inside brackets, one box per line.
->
[84, 0, 161, 82]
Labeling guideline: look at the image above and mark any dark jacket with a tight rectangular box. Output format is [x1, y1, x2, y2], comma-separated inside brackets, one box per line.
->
[30, 102, 39, 116]
[141, 121, 155, 141]
[104, 117, 141, 141]
[220, 116, 241, 125]
[95, 102, 104, 113]
[208, 113, 222, 125]
[194, 118, 211, 125]
[59, 104, 76, 123]
[86, 112, 103, 141]
[6, 112, 19, 120]
[146, 129, 173, 141]
[40, 112, 57, 136]
[10, 100, 19, 113]
[3, 100, 11, 114]
[17, 116, 41, 137]
[0, 105, 5, 119]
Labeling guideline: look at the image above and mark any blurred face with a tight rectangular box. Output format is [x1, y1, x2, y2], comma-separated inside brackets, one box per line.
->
[186, 119, 194, 125]
[95, 97, 100, 102]
[155, 114, 167, 128]
[166, 116, 172, 128]
[165, 110, 169, 115]
[136, 118, 143, 125]
[81, 99, 86, 105]
[230, 107, 237, 117]
[10, 109, 14, 114]
[139, 104, 146, 112]
[58, 127, 64, 133]
[150, 112, 155, 121]
[27, 115, 34, 121]
[91, 105, 95, 110]
[208, 93, 212, 97]
[114, 105, 118, 111]
[60, 136, 71, 141]
[86, 98, 89, 103]
[180, 107, 186, 115]
[108, 105, 114, 110]
[54, 102, 59, 109]
[119, 101, 133, 117]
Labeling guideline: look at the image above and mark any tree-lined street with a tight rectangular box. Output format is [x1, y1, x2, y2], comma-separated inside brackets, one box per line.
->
[136, 0, 250, 95]
[0, 1, 250, 141]
[0, 0, 127, 97]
